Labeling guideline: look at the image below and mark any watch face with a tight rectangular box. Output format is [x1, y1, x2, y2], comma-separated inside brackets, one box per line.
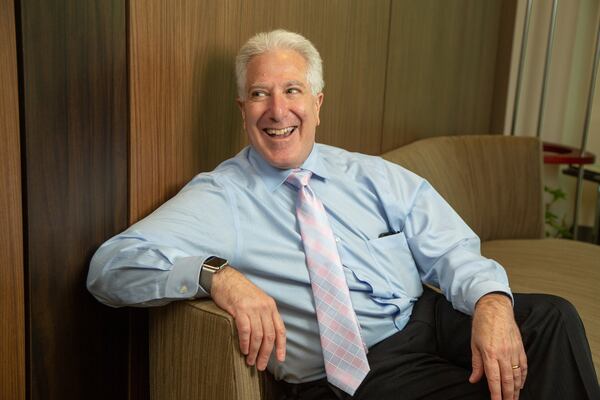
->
[201, 257, 228, 294]
[204, 256, 228, 270]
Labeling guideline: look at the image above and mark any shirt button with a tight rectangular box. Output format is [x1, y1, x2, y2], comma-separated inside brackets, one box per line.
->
[179, 285, 188, 294]
[335, 237, 341, 242]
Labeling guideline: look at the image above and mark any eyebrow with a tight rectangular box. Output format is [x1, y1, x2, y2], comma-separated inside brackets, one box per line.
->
[248, 80, 307, 91]
[285, 80, 306, 87]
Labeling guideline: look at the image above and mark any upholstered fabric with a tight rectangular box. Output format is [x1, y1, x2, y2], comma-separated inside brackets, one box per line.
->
[383, 135, 598, 378]
[149, 135, 599, 398]
[149, 300, 263, 400]
[381, 135, 544, 242]
[482, 238, 600, 377]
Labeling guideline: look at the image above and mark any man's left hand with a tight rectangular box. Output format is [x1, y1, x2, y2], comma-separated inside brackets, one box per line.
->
[469, 293, 527, 400]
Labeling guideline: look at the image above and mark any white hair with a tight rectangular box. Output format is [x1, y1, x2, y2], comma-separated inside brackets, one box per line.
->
[235, 29, 324, 99]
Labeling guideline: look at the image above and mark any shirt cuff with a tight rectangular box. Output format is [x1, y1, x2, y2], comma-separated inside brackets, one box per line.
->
[464, 281, 514, 315]
[164, 256, 205, 299]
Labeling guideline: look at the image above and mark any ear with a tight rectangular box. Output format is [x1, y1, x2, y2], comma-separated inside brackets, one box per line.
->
[314, 92, 324, 126]
[236, 98, 246, 123]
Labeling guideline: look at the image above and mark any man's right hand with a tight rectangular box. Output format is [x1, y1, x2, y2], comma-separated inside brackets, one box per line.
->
[211, 266, 286, 371]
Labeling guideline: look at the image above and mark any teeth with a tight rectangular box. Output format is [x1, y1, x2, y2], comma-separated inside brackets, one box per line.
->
[265, 127, 294, 136]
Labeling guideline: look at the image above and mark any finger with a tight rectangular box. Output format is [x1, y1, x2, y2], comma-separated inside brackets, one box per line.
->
[255, 314, 276, 371]
[246, 314, 263, 366]
[273, 310, 286, 362]
[498, 359, 515, 400]
[511, 353, 522, 394]
[483, 360, 502, 400]
[519, 351, 528, 389]
[235, 314, 251, 356]
[469, 346, 484, 383]
[511, 361, 522, 399]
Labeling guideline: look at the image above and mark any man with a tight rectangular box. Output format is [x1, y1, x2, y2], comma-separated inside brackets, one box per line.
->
[88, 30, 599, 399]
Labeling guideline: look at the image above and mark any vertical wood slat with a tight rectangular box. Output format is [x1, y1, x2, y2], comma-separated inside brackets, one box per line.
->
[382, 0, 506, 152]
[0, 0, 25, 398]
[19, 1, 130, 398]
[129, 0, 514, 221]
[232, 0, 391, 157]
[129, 0, 391, 222]
[490, 0, 518, 133]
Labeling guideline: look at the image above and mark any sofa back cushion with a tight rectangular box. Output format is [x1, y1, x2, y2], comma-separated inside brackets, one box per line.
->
[381, 135, 544, 241]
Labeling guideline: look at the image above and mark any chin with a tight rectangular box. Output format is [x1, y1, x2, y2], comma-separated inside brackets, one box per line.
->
[268, 159, 298, 170]
[262, 150, 302, 169]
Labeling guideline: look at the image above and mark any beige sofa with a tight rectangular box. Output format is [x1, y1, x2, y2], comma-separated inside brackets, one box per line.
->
[149, 135, 600, 399]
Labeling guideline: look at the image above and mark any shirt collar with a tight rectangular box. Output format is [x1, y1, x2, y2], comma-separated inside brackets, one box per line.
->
[247, 144, 331, 192]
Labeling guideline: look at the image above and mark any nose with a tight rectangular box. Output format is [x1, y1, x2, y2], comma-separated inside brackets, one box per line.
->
[267, 92, 287, 122]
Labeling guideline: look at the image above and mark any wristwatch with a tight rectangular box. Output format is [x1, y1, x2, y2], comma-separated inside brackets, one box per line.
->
[199, 256, 228, 295]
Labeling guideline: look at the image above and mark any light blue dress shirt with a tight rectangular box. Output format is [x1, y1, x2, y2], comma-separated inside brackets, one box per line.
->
[87, 143, 512, 383]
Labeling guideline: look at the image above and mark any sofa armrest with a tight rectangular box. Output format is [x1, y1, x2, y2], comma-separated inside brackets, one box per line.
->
[149, 299, 264, 400]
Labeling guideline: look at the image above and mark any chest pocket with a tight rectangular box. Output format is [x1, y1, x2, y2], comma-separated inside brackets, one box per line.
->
[365, 232, 422, 299]
[338, 232, 422, 300]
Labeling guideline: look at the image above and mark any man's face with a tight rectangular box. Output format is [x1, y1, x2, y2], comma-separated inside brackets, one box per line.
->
[237, 49, 324, 169]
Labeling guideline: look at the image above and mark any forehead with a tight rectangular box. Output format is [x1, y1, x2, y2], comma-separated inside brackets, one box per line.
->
[245, 49, 308, 87]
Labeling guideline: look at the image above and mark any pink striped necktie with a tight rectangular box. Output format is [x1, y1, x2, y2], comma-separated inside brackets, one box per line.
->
[287, 168, 370, 396]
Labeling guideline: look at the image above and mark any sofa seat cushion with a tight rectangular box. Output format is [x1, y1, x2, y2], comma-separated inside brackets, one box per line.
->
[481, 238, 600, 377]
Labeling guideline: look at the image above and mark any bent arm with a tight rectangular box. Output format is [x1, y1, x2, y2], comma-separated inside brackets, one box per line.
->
[406, 182, 512, 314]
[383, 161, 512, 315]
[87, 173, 288, 368]
[383, 161, 524, 398]
[87, 175, 237, 307]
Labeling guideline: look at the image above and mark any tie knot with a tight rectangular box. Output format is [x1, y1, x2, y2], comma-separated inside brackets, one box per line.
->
[286, 168, 312, 189]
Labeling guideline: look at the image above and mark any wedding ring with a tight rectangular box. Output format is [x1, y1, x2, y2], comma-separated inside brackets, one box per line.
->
[511, 365, 520, 370]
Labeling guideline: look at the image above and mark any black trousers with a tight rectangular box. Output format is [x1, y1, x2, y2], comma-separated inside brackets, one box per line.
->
[270, 287, 600, 400]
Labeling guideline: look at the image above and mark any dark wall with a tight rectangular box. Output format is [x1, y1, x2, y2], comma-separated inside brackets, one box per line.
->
[0, 0, 25, 398]
[18, 0, 129, 398]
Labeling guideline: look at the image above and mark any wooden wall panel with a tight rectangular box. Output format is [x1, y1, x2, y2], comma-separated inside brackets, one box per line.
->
[20, 1, 129, 398]
[130, 0, 390, 221]
[381, 0, 505, 152]
[490, 0, 518, 133]
[0, 0, 25, 398]
[130, 0, 242, 221]
[234, 0, 391, 156]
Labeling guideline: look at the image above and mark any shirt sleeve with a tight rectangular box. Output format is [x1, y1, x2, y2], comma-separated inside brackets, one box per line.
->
[382, 160, 513, 315]
[86, 174, 238, 307]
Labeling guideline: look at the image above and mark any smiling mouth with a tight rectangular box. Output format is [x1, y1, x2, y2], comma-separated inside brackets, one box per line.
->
[263, 126, 297, 138]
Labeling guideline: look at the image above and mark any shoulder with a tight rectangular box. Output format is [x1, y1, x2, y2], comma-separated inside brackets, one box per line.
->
[317, 144, 429, 208]
[183, 147, 255, 191]
[317, 143, 383, 170]
[317, 143, 419, 181]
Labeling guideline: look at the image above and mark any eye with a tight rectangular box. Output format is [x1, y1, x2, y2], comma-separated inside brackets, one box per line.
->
[286, 87, 301, 95]
[250, 90, 267, 98]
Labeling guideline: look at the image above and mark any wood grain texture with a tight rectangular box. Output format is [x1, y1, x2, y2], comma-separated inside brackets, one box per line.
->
[234, 0, 391, 156]
[490, 0, 518, 133]
[129, 0, 390, 221]
[382, 0, 505, 151]
[0, 0, 25, 398]
[130, 0, 243, 221]
[20, 1, 129, 398]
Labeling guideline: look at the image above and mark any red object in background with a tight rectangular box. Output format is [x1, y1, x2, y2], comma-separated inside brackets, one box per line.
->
[543, 142, 596, 164]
